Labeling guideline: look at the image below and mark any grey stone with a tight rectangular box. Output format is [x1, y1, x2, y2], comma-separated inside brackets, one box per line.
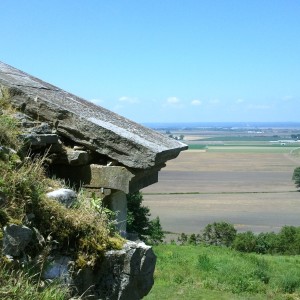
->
[0, 61, 187, 169]
[3, 224, 33, 256]
[46, 188, 77, 208]
[30, 122, 52, 134]
[74, 241, 156, 300]
[21, 133, 59, 146]
[104, 190, 127, 233]
[67, 149, 91, 166]
[51, 164, 162, 194]
[43, 255, 72, 284]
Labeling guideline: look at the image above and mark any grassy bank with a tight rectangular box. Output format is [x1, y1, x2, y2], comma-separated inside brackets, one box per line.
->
[145, 244, 300, 300]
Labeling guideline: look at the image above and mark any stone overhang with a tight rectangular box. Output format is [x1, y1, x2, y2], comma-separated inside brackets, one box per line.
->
[0, 61, 187, 171]
[0, 61, 188, 231]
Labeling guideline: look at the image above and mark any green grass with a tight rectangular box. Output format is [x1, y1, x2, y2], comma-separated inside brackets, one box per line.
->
[187, 144, 298, 153]
[187, 141, 299, 153]
[0, 261, 70, 299]
[145, 244, 300, 300]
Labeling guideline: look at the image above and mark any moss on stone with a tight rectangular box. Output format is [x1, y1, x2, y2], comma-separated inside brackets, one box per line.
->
[0, 106, 124, 270]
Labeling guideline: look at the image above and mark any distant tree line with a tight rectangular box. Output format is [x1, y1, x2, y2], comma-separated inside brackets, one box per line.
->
[291, 134, 300, 139]
[126, 168, 300, 250]
[175, 171, 300, 254]
[176, 222, 300, 255]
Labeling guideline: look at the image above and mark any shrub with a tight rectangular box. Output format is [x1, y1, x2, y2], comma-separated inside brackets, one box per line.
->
[197, 253, 216, 271]
[201, 221, 237, 247]
[232, 231, 257, 253]
[126, 192, 164, 243]
[277, 226, 300, 254]
[127, 192, 150, 239]
[178, 232, 188, 245]
[279, 272, 300, 293]
[188, 233, 197, 245]
[293, 167, 300, 189]
[147, 217, 165, 245]
[255, 232, 278, 254]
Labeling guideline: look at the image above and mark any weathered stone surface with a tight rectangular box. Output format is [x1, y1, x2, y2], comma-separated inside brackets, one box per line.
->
[43, 255, 72, 284]
[66, 149, 91, 166]
[74, 241, 156, 300]
[21, 133, 59, 146]
[29, 122, 52, 134]
[46, 188, 77, 208]
[0, 61, 187, 169]
[52, 164, 136, 193]
[3, 224, 33, 256]
[104, 190, 127, 234]
[51, 163, 163, 194]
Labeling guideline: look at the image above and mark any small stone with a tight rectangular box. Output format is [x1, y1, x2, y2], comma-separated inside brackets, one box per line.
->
[43, 256, 72, 284]
[3, 224, 33, 257]
[30, 122, 52, 134]
[46, 188, 77, 208]
[67, 150, 91, 166]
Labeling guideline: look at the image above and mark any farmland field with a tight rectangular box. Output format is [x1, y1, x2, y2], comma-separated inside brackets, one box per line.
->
[142, 144, 300, 235]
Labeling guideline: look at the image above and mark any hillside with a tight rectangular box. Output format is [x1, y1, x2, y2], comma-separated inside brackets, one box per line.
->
[146, 244, 300, 300]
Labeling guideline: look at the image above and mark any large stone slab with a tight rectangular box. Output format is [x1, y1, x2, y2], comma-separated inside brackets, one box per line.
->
[51, 164, 157, 194]
[0, 61, 187, 169]
[73, 241, 156, 300]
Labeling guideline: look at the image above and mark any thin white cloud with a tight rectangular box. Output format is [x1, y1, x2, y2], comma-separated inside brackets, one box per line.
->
[118, 96, 139, 104]
[236, 99, 244, 104]
[163, 96, 183, 108]
[191, 99, 202, 106]
[167, 97, 180, 104]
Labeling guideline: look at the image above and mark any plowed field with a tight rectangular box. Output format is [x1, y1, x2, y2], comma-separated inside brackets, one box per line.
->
[142, 150, 300, 234]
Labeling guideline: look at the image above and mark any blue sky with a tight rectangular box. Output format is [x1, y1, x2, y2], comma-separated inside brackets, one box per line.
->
[1, 1, 300, 123]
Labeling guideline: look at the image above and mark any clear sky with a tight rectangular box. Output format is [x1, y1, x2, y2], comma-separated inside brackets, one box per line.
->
[1, 1, 300, 123]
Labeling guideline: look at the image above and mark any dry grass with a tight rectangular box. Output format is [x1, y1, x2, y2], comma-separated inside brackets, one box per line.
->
[143, 151, 300, 234]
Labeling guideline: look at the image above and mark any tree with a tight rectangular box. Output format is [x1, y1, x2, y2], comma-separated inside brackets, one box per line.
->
[201, 221, 237, 247]
[232, 231, 257, 252]
[177, 233, 188, 245]
[148, 217, 164, 245]
[293, 167, 300, 189]
[126, 192, 164, 244]
[188, 233, 197, 245]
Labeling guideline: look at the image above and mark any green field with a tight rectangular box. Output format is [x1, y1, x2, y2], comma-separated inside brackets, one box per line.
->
[145, 245, 300, 300]
[187, 143, 300, 153]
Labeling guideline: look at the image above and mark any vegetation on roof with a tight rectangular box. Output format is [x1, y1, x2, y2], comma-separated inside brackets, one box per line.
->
[0, 99, 124, 297]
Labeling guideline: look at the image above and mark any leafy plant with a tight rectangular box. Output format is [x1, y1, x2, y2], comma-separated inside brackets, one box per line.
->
[126, 192, 164, 243]
[201, 221, 237, 247]
[232, 231, 257, 253]
[279, 272, 300, 293]
[148, 217, 165, 245]
[293, 167, 300, 189]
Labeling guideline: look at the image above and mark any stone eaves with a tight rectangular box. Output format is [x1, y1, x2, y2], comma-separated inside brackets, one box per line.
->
[0, 61, 187, 169]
